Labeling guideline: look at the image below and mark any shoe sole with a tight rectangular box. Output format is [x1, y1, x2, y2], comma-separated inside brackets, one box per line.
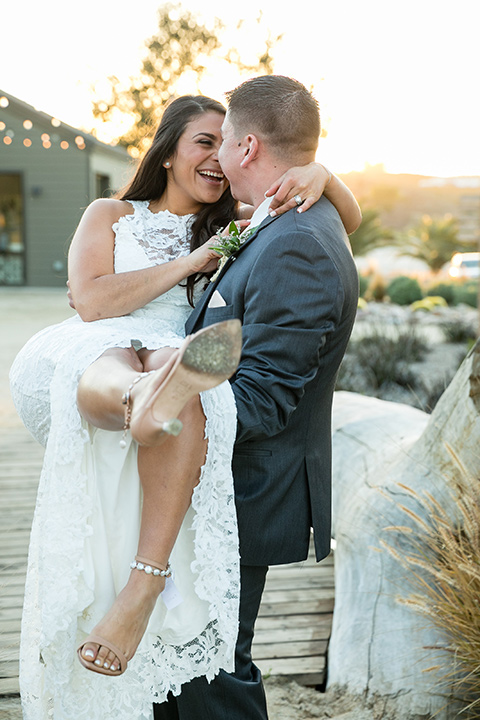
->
[131, 320, 241, 446]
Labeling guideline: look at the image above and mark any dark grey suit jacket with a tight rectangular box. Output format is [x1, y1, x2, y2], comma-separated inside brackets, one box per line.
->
[185, 196, 358, 566]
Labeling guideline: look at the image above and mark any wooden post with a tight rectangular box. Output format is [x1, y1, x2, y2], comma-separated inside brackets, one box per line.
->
[328, 340, 480, 719]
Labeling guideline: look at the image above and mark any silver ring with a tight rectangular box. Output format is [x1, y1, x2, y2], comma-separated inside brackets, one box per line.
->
[293, 194, 303, 206]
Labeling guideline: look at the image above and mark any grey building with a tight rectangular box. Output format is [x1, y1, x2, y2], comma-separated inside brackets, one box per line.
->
[0, 90, 134, 286]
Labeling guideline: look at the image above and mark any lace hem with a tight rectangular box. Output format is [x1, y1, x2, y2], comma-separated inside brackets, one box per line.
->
[14, 197, 239, 719]
[19, 375, 239, 719]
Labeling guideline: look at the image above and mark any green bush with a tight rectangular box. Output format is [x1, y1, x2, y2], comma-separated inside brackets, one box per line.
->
[359, 274, 369, 298]
[453, 282, 478, 308]
[426, 282, 456, 305]
[387, 276, 423, 305]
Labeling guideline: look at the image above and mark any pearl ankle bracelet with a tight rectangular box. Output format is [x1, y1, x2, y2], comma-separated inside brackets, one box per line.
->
[130, 559, 172, 578]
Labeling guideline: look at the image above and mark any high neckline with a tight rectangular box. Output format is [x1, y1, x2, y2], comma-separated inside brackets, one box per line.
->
[145, 202, 194, 219]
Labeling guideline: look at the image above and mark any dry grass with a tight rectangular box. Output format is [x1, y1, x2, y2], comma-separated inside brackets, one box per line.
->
[383, 449, 480, 717]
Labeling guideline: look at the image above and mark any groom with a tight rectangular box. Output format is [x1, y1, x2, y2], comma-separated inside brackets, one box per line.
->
[154, 75, 358, 719]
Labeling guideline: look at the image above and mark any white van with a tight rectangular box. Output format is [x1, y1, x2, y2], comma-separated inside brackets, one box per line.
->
[448, 252, 480, 279]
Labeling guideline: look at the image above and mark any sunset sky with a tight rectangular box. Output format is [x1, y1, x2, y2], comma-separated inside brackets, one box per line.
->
[2, 0, 478, 177]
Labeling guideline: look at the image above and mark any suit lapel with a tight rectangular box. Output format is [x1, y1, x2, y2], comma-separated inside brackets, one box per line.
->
[185, 213, 277, 334]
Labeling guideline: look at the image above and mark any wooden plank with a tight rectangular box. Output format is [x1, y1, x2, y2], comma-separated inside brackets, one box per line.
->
[0, 619, 21, 633]
[260, 577, 334, 592]
[253, 639, 327, 660]
[0, 632, 19, 647]
[0, 662, 19, 679]
[256, 614, 333, 632]
[259, 599, 334, 616]
[265, 566, 334, 581]
[0, 676, 19, 694]
[261, 587, 334, 603]
[254, 625, 329, 643]
[256, 655, 325, 684]
[0, 607, 22, 621]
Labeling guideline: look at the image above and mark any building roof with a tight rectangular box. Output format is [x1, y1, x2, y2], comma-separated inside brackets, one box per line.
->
[0, 89, 129, 158]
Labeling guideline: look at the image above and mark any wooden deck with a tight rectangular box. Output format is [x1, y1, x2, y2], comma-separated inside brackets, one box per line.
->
[0, 425, 334, 702]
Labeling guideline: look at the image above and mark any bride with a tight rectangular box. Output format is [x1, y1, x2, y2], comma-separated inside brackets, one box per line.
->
[10, 93, 361, 720]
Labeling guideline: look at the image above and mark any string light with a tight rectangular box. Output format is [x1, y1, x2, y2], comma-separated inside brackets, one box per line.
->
[0, 96, 9, 108]
[0, 109, 124, 158]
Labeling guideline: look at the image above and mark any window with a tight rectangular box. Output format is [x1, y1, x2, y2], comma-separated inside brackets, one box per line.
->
[0, 174, 24, 285]
[95, 173, 111, 198]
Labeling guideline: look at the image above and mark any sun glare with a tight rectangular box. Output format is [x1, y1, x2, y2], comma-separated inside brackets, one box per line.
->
[1, 1, 477, 178]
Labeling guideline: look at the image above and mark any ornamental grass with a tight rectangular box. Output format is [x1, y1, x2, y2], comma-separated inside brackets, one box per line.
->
[383, 448, 480, 717]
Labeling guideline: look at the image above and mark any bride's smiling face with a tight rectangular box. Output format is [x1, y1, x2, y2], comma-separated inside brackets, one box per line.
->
[165, 112, 229, 213]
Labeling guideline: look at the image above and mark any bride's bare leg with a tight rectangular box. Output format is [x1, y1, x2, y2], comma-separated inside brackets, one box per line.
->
[77, 346, 145, 430]
[78, 348, 208, 673]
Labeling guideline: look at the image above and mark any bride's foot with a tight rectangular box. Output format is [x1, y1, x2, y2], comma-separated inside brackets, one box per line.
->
[127, 319, 242, 447]
[77, 558, 170, 676]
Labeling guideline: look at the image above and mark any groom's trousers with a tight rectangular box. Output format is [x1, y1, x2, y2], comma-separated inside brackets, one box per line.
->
[153, 564, 269, 720]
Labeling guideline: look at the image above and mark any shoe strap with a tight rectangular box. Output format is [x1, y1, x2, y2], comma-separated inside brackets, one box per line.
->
[79, 634, 128, 672]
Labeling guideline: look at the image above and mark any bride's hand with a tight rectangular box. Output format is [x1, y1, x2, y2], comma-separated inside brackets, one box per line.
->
[187, 241, 223, 275]
[188, 220, 252, 274]
[265, 162, 331, 217]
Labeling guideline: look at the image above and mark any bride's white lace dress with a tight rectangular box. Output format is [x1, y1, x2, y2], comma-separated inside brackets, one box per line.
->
[9, 201, 240, 720]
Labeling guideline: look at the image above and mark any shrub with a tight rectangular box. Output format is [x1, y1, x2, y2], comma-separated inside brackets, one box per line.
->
[453, 282, 478, 308]
[441, 318, 477, 344]
[410, 296, 448, 312]
[426, 282, 456, 305]
[385, 464, 480, 715]
[387, 276, 423, 305]
[351, 323, 428, 389]
[364, 273, 387, 302]
[359, 274, 369, 298]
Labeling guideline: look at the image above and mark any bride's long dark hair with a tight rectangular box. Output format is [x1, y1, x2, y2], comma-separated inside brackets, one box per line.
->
[118, 95, 237, 305]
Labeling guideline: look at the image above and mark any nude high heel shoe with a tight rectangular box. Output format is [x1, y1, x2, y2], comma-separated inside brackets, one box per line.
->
[77, 556, 172, 676]
[123, 319, 242, 447]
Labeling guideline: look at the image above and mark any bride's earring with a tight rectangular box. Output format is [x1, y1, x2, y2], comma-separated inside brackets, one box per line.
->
[164, 161, 171, 168]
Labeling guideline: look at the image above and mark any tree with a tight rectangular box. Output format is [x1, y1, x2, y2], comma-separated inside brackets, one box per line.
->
[92, 5, 281, 154]
[398, 214, 469, 274]
[348, 207, 394, 257]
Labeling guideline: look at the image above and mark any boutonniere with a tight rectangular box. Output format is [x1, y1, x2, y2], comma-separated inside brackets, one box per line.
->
[209, 220, 257, 282]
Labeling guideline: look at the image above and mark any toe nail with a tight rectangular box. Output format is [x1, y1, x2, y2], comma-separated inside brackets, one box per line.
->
[103, 662, 110, 668]
[94, 659, 102, 666]
[84, 649, 95, 659]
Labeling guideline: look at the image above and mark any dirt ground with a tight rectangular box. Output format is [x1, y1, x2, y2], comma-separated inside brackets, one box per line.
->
[0, 681, 376, 720]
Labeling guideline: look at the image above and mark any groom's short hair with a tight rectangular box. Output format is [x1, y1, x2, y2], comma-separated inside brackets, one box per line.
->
[225, 75, 320, 163]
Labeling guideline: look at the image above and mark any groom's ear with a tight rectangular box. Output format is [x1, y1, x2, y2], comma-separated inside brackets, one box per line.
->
[240, 134, 259, 168]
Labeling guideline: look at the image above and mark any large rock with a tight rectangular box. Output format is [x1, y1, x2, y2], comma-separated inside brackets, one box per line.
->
[328, 341, 480, 718]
